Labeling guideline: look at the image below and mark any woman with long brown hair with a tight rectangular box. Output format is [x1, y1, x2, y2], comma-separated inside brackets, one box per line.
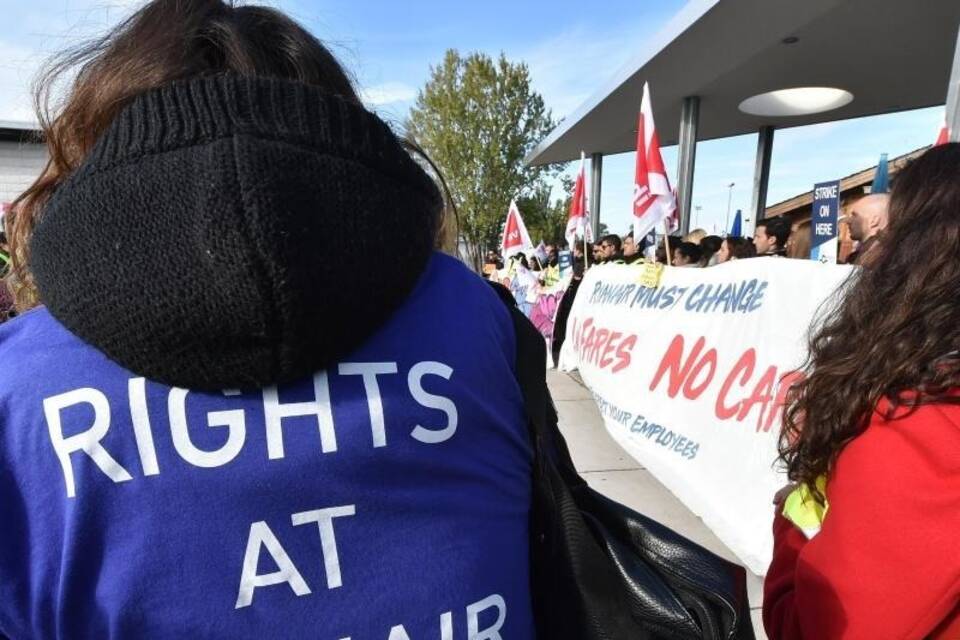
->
[764, 143, 960, 639]
[0, 1, 534, 637]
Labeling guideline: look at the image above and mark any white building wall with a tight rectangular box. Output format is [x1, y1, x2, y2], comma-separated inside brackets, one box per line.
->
[0, 140, 47, 207]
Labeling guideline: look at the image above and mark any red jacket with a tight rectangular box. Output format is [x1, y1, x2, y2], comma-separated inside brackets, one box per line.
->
[764, 401, 960, 639]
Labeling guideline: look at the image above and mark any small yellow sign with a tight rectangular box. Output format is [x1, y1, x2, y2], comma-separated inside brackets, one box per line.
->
[638, 262, 664, 289]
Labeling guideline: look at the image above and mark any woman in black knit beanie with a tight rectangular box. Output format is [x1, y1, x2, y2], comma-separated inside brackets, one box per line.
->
[0, 2, 535, 637]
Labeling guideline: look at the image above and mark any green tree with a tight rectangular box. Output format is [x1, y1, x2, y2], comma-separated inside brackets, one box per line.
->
[516, 175, 573, 247]
[406, 49, 559, 267]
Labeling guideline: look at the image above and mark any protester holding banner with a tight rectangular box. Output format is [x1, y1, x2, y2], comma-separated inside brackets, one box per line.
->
[673, 241, 702, 266]
[716, 236, 756, 263]
[753, 217, 792, 257]
[621, 231, 644, 264]
[598, 234, 623, 263]
[0, 1, 537, 637]
[591, 241, 604, 263]
[698, 235, 723, 266]
[764, 143, 960, 639]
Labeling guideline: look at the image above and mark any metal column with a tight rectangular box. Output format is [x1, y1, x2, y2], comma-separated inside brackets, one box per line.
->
[750, 126, 775, 226]
[676, 96, 700, 235]
[590, 152, 603, 239]
[947, 24, 960, 142]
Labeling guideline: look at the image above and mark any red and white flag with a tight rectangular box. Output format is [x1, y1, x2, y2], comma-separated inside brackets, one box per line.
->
[501, 198, 534, 258]
[935, 118, 950, 146]
[633, 82, 677, 240]
[565, 152, 592, 247]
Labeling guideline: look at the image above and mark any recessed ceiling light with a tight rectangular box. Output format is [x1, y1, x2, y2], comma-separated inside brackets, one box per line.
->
[738, 87, 853, 117]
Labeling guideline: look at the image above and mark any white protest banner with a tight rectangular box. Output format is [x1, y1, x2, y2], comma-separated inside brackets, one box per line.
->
[559, 258, 853, 574]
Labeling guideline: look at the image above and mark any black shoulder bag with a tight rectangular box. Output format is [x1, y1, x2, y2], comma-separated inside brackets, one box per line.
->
[491, 283, 755, 640]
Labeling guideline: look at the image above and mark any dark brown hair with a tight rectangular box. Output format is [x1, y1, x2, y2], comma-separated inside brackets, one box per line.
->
[756, 216, 792, 252]
[720, 236, 755, 261]
[786, 219, 811, 259]
[779, 143, 960, 500]
[9, 0, 455, 309]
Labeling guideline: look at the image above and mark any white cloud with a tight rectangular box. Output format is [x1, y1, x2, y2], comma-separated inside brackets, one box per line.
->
[359, 81, 417, 106]
[512, 23, 644, 121]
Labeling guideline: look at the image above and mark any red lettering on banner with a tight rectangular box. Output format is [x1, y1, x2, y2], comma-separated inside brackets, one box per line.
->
[738, 366, 776, 428]
[682, 349, 716, 399]
[613, 335, 637, 373]
[649, 335, 716, 399]
[599, 332, 621, 369]
[649, 335, 801, 434]
[590, 329, 609, 364]
[581, 319, 594, 353]
[715, 348, 757, 420]
[574, 317, 594, 355]
[574, 317, 637, 374]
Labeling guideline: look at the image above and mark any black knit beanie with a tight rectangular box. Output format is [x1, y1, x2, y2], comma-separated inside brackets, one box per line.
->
[30, 74, 442, 390]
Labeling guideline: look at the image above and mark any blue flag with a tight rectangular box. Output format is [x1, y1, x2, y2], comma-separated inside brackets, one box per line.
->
[729, 209, 742, 238]
[871, 153, 889, 194]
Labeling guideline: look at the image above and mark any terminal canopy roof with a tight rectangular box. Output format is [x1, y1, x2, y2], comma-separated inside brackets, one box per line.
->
[0, 120, 41, 143]
[526, 0, 960, 165]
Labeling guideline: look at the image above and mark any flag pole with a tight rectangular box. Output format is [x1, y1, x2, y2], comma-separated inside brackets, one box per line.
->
[663, 222, 673, 266]
[583, 150, 590, 269]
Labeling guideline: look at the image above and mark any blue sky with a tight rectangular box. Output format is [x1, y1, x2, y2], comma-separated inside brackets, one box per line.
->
[0, 0, 946, 237]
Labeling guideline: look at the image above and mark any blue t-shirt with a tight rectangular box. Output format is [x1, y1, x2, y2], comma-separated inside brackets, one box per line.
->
[0, 253, 534, 639]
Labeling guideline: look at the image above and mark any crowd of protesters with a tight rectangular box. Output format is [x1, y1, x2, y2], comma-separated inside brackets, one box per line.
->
[483, 198, 891, 380]
[483, 194, 887, 280]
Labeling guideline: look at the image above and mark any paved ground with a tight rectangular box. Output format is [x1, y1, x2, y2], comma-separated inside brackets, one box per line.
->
[548, 369, 767, 639]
